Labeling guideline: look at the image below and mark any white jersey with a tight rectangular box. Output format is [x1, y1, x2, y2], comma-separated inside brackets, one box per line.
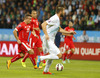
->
[42, 14, 60, 55]
[45, 14, 60, 41]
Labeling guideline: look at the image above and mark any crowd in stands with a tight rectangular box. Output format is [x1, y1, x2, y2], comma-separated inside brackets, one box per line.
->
[0, 0, 100, 30]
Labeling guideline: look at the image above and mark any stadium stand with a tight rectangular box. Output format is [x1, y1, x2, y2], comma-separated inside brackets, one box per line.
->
[0, 0, 100, 30]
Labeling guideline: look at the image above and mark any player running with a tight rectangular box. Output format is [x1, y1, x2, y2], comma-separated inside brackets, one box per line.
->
[7, 14, 36, 69]
[21, 10, 46, 69]
[62, 21, 76, 64]
[37, 6, 76, 74]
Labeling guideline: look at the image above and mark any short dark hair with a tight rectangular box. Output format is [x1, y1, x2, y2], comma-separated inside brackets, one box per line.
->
[68, 20, 73, 24]
[24, 14, 32, 19]
[31, 10, 36, 13]
[56, 6, 63, 13]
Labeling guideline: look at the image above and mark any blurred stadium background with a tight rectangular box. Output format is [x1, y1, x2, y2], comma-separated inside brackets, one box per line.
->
[0, 0, 100, 78]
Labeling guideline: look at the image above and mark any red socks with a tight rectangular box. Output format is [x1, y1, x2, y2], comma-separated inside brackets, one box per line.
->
[22, 53, 36, 66]
[11, 53, 36, 66]
[62, 53, 67, 61]
[62, 51, 74, 61]
[11, 54, 22, 63]
[29, 54, 36, 66]
[22, 53, 29, 62]
[67, 52, 73, 59]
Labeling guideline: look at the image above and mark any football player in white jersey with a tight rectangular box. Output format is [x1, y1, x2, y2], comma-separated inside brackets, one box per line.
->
[37, 6, 76, 74]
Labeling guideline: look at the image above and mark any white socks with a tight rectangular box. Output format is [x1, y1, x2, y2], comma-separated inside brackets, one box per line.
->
[40, 54, 59, 61]
[44, 59, 53, 72]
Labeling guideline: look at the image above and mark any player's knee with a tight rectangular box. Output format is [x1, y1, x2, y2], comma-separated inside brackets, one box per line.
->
[38, 47, 43, 52]
[29, 49, 34, 54]
[65, 50, 68, 53]
[71, 49, 75, 53]
[19, 53, 24, 57]
[57, 53, 62, 59]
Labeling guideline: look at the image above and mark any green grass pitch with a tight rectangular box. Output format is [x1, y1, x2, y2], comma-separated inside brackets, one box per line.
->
[0, 57, 100, 78]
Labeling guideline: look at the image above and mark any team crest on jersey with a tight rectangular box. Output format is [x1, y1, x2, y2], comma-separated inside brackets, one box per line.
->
[18, 25, 21, 27]
[48, 20, 51, 23]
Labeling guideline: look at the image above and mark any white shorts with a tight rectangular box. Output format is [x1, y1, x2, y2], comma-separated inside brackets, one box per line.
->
[42, 37, 60, 55]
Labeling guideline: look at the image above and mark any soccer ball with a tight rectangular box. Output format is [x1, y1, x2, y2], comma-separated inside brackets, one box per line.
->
[56, 63, 64, 71]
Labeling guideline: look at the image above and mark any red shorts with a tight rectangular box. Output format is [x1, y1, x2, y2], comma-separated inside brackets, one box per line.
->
[29, 35, 42, 49]
[18, 41, 32, 53]
[64, 40, 75, 50]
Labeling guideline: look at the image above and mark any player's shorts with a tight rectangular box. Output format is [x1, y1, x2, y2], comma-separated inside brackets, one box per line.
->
[18, 41, 32, 53]
[64, 40, 75, 50]
[29, 35, 42, 49]
[42, 36, 60, 55]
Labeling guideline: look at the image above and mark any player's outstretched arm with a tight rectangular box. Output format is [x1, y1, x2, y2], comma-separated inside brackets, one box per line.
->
[13, 29, 21, 44]
[62, 33, 72, 36]
[41, 21, 49, 40]
[59, 27, 76, 35]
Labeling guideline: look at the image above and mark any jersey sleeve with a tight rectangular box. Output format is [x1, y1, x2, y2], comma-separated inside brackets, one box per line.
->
[73, 28, 75, 31]
[15, 24, 23, 32]
[64, 27, 68, 31]
[46, 17, 57, 26]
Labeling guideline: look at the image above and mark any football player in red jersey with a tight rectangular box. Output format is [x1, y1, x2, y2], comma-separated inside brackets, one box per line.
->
[7, 14, 37, 69]
[62, 21, 76, 63]
[21, 10, 46, 69]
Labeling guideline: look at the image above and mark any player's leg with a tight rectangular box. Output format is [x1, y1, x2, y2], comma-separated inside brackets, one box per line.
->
[7, 44, 25, 69]
[21, 41, 34, 54]
[28, 54, 37, 68]
[37, 47, 46, 66]
[36, 38, 46, 66]
[21, 53, 29, 62]
[66, 42, 75, 63]
[62, 42, 69, 63]
[21, 52, 42, 68]
[21, 50, 37, 68]
[43, 59, 53, 75]
[11, 52, 24, 63]
[21, 37, 35, 65]
[62, 50, 68, 64]
[20, 41, 34, 67]
[67, 48, 75, 59]
[7, 52, 24, 69]
[37, 39, 61, 67]
[29, 37, 43, 68]
[38, 48, 60, 61]
[21, 52, 29, 67]
[20, 37, 42, 69]
[67, 42, 75, 59]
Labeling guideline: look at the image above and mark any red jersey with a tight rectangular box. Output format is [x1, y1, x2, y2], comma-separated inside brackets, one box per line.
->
[15, 22, 33, 41]
[30, 18, 40, 36]
[64, 26, 74, 41]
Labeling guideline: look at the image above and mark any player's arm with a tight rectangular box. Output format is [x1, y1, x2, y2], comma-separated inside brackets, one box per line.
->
[72, 36, 76, 40]
[59, 27, 76, 35]
[62, 32, 75, 36]
[62, 33, 71, 36]
[31, 29, 39, 38]
[34, 27, 40, 33]
[41, 21, 49, 40]
[34, 28, 40, 31]
[13, 29, 21, 44]
[61, 27, 70, 36]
